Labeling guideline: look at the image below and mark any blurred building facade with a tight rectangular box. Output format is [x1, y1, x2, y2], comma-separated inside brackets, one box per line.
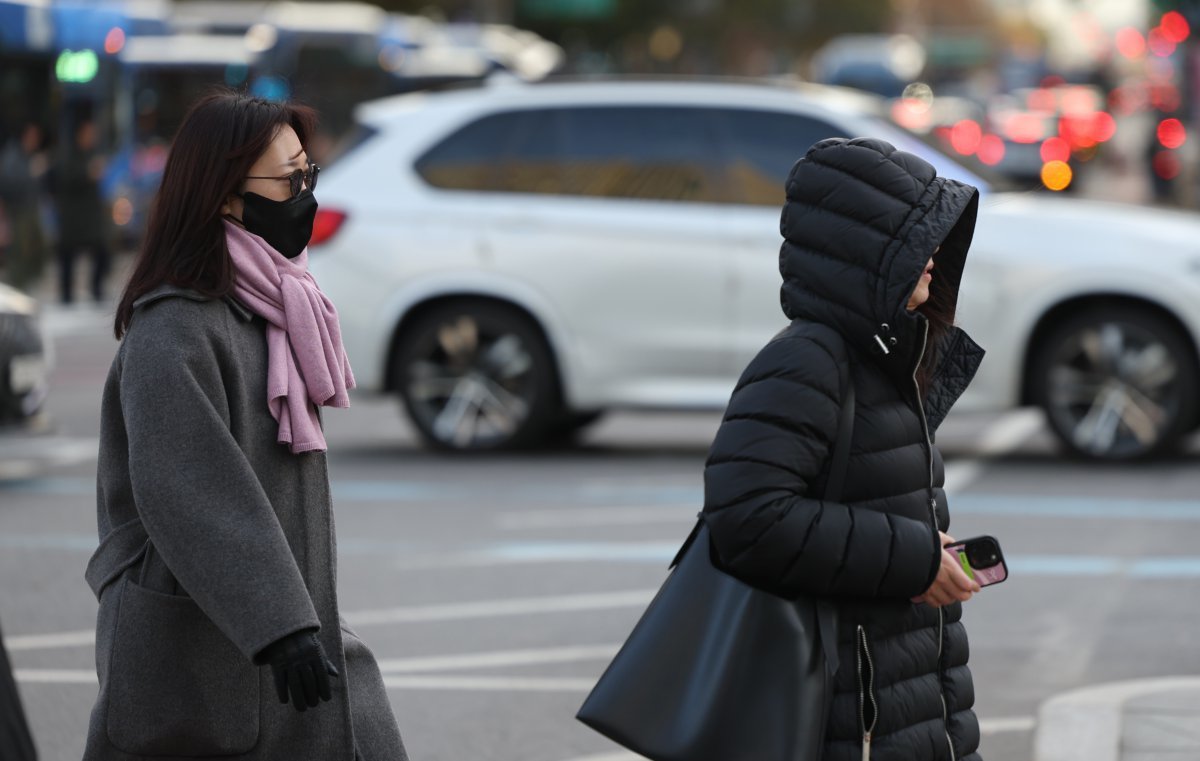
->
[0, 0, 563, 265]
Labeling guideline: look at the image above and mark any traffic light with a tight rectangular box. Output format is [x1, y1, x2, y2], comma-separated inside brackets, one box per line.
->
[55, 49, 99, 83]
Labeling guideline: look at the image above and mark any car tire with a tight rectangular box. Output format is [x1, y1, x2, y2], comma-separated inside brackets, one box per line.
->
[393, 301, 561, 451]
[1030, 305, 1198, 460]
[0, 313, 45, 424]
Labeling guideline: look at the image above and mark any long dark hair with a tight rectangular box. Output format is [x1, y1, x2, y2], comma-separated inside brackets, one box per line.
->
[914, 197, 977, 396]
[915, 291, 954, 397]
[114, 90, 317, 338]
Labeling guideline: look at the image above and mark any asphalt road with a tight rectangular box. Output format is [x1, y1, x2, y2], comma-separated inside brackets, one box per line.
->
[4, 305, 1200, 761]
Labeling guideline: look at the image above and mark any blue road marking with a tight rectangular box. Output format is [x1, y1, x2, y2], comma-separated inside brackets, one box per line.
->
[329, 481, 467, 501]
[481, 549, 1200, 578]
[952, 494, 1200, 522]
[0, 477, 462, 501]
[576, 485, 703, 504]
[1007, 556, 1122, 575]
[6, 530, 1200, 579]
[0, 477, 94, 496]
[0, 534, 101, 551]
[7, 476, 1200, 522]
[1126, 558, 1200, 578]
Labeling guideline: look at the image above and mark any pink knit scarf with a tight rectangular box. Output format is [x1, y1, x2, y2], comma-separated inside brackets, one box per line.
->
[225, 221, 355, 454]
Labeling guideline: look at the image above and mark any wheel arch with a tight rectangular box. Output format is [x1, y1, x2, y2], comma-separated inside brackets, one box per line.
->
[1018, 292, 1200, 408]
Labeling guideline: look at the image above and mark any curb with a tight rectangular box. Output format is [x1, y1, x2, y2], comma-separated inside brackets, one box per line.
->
[1033, 677, 1200, 761]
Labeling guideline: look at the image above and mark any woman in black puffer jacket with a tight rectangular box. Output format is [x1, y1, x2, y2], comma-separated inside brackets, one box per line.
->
[703, 137, 987, 761]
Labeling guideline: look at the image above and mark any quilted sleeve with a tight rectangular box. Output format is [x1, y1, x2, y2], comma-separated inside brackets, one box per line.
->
[702, 336, 941, 600]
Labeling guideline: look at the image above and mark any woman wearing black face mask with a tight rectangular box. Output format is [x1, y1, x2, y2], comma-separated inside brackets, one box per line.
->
[226, 142, 320, 259]
[86, 91, 410, 761]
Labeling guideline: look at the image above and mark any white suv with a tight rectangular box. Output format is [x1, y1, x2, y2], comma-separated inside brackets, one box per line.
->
[309, 77, 1200, 460]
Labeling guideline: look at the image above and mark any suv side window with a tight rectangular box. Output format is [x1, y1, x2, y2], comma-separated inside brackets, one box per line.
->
[416, 105, 727, 204]
[715, 109, 845, 206]
[558, 107, 725, 204]
[497, 110, 565, 195]
[415, 111, 526, 192]
[415, 109, 565, 194]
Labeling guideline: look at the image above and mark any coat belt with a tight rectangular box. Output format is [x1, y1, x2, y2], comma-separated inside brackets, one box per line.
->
[84, 518, 150, 599]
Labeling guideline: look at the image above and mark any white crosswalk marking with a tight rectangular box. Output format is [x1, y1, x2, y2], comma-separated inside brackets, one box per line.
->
[344, 589, 656, 627]
[377, 644, 618, 673]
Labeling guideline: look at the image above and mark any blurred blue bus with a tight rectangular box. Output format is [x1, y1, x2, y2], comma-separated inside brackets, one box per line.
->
[104, 32, 260, 245]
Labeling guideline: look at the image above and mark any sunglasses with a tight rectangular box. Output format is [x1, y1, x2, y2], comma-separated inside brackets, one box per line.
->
[245, 163, 320, 198]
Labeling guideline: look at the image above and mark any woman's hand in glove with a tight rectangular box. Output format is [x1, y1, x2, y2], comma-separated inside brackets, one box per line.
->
[256, 630, 339, 712]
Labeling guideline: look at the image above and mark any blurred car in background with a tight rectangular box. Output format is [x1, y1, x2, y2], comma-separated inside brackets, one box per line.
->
[992, 83, 1113, 186]
[811, 34, 926, 97]
[0, 284, 48, 425]
[890, 81, 1114, 190]
[309, 77, 1200, 461]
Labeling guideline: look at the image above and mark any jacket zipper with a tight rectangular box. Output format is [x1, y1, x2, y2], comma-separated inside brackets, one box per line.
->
[910, 321, 957, 761]
[856, 625, 878, 761]
[939, 607, 952, 752]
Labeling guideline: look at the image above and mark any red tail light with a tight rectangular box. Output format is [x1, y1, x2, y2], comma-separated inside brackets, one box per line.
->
[1158, 118, 1186, 150]
[950, 119, 982, 155]
[1162, 11, 1190, 44]
[310, 209, 348, 247]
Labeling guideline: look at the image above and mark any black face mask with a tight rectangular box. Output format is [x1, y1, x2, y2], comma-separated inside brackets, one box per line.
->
[234, 189, 318, 259]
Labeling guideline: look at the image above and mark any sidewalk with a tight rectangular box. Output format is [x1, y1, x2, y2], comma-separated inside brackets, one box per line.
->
[16, 248, 134, 306]
[0, 275, 114, 481]
[1035, 677, 1200, 761]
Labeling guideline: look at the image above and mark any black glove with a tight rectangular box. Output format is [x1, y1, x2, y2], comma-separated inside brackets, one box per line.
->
[256, 630, 339, 712]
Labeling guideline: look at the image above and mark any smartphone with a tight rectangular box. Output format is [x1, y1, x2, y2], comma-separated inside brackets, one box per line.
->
[944, 535, 1008, 587]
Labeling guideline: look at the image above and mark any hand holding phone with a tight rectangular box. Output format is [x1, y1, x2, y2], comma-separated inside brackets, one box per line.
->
[944, 535, 1008, 587]
[914, 533, 980, 607]
[914, 533, 1008, 607]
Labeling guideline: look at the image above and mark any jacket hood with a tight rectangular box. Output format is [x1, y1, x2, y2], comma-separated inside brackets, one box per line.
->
[779, 137, 979, 372]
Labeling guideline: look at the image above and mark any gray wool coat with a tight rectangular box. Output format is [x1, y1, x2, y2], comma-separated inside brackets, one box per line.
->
[84, 285, 408, 761]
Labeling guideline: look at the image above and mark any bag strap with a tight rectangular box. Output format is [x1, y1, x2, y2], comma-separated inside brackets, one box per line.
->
[675, 362, 856, 570]
[823, 368, 856, 502]
[815, 365, 855, 675]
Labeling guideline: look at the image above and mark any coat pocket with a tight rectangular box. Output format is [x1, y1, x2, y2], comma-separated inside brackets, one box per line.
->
[106, 577, 260, 756]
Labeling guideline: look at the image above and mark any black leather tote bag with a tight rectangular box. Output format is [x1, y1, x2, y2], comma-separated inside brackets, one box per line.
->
[577, 380, 856, 761]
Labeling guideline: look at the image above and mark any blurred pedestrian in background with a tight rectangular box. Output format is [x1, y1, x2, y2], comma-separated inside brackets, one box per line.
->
[702, 137, 986, 760]
[84, 91, 408, 761]
[0, 123, 49, 292]
[0, 616, 38, 761]
[51, 118, 111, 304]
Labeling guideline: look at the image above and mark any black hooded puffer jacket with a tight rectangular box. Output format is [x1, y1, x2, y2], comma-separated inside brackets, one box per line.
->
[702, 137, 987, 761]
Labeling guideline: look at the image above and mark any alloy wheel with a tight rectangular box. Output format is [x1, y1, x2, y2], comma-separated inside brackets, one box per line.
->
[1043, 319, 1183, 459]
[403, 312, 545, 450]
